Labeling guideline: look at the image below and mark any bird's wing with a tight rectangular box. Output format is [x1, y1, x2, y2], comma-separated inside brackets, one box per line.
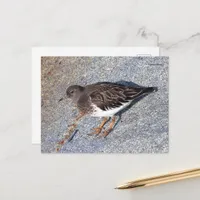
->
[88, 84, 145, 111]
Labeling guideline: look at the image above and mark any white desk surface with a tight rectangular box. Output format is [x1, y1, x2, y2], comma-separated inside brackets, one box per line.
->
[0, 0, 200, 199]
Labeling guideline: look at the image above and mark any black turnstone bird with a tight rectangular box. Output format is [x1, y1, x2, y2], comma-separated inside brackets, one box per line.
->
[65, 82, 157, 137]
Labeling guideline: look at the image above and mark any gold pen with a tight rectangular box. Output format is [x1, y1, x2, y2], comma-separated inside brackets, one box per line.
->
[116, 168, 200, 190]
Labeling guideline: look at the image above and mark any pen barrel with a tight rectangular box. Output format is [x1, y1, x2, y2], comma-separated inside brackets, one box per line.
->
[138, 171, 200, 187]
[128, 168, 200, 184]
[121, 168, 200, 189]
[144, 173, 200, 187]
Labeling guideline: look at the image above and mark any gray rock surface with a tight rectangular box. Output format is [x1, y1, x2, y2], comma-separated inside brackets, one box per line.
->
[41, 57, 168, 153]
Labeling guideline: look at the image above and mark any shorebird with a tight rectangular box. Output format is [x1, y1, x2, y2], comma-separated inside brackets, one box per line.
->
[65, 82, 157, 137]
[56, 82, 157, 152]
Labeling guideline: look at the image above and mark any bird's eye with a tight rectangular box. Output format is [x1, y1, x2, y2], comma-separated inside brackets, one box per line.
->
[70, 90, 74, 94]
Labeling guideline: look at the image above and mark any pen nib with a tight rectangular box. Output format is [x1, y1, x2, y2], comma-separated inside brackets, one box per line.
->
[115, 183, 145, 190]
[115, 184, 131, 190]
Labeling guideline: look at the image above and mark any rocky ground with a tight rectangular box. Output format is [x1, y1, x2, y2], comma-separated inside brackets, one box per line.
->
[41, 56, 168, 153]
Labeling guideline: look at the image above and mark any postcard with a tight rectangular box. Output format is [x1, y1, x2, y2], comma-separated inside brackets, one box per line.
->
[32, 47, 168, 154]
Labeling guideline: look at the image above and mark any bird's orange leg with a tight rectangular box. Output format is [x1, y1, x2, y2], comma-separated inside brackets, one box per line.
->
[101, 116, 116, 138]
[89, 117, 109, 135]
[67, 112, 85, 128]
[56, 112, 85, 152]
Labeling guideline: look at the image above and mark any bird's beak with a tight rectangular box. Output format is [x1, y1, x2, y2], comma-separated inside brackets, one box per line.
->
[58, 95, 70, 103]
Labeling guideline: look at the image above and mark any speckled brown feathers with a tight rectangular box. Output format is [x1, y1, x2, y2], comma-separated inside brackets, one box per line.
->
[85, 83, 156, 112]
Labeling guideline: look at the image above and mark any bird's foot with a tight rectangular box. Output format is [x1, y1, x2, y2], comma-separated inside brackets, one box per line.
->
[56, 124, 77, 152]
[67, 123, 76, 128]
[67, 123, 78, 135]
[98, 116, 116, 138]
[99, 129, 112, 138]
[56, 134, 70, 152]
[88, 127, 103, 136]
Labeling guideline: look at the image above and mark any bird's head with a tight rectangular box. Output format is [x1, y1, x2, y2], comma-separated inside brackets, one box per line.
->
[66, 85, 85, 103]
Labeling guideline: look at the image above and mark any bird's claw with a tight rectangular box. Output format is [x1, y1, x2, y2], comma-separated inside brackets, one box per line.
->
[88, 127, 103, 136]
[100, 130, 111, 138]
[68, 123, 76, 128]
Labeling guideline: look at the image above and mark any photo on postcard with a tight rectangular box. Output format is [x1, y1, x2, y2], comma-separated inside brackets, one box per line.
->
[41, 56, 168, 153]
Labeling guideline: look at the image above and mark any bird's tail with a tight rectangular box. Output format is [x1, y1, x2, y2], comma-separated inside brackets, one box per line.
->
[142, 87, 158, 94]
